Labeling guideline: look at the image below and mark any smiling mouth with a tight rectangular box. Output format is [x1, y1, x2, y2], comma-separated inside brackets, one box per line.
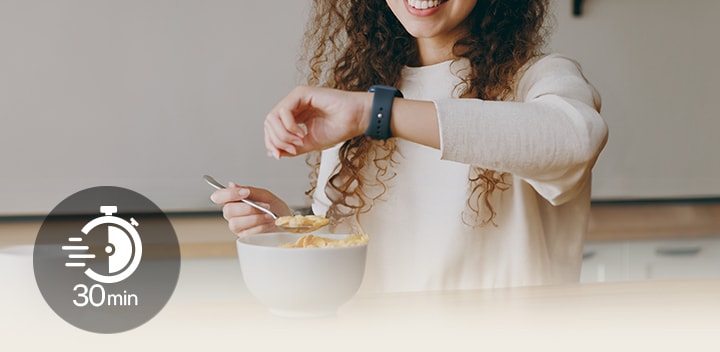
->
[407, 0, 447, 10]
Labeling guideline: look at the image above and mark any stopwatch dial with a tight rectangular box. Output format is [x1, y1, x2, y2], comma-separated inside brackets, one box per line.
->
[107, 225, 133, 274]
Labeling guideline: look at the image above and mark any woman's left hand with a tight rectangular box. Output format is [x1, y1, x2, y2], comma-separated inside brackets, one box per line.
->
[263, 86, 372, 158]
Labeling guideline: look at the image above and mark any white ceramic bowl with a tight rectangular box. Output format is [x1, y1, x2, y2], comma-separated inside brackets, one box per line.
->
[235, 232, 367, 318]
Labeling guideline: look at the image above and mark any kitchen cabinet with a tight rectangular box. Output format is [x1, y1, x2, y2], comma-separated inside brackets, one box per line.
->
[581, 236, 720, 283]
[626, 238, 720, 280]
[580, 241, 628, 282]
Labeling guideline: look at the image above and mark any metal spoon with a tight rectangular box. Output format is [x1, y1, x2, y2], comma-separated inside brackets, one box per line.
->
[203, 174, 319, 233]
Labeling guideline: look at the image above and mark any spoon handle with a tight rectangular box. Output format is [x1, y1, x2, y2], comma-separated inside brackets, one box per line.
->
[203, 175, 279, 219]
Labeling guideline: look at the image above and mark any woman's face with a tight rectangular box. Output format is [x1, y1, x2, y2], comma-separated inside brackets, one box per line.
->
[385, 0, 477, 41]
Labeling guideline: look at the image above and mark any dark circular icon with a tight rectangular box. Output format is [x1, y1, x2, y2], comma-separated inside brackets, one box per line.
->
[34, 186, 180, 334]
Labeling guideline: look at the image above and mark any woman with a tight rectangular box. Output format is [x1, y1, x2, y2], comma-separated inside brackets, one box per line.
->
[212, 0, 608, 292]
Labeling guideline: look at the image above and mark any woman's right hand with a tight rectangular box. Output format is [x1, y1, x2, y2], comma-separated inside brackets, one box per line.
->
[210, 182, 293, 237]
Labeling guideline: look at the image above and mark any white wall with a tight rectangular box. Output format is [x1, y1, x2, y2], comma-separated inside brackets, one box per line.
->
[549, 0, 720, 199]
[0, 0, 310, 215]
[2, 0, 719, 216]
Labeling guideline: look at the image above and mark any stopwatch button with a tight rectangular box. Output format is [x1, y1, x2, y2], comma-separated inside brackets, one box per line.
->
[100, 206, 117, 216]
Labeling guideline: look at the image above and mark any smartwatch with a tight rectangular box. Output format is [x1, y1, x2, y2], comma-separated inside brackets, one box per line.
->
[365, 85, 403, 140]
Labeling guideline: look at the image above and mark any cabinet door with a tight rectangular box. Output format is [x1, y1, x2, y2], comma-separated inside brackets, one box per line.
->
[626, 238, 720, 280]
[580, 241, 628, 283]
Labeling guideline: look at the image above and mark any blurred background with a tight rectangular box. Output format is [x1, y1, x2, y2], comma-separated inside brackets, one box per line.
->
[1, 0, 719, 282]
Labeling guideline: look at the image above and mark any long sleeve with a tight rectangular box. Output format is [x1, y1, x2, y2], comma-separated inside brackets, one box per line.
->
[435, 54, 608, 205]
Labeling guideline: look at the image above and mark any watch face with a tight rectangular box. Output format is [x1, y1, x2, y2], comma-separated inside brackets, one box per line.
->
[34, 186, 180, 334]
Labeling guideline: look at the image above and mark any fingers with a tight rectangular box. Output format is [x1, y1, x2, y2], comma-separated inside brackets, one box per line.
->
[264, 86, 369, 158]
[279, 107, 307, 139]
[209, 183, 291, 236]
[264, 118, 290, 159]
[211, 183, 290, 215]
[211, 182, 279, 205]
[221, 201, 273, 222]
[210, 185, 250, 205]
[226, 212, 277, 237]
[265, 86, 313, 159]
[264, 107, 306, 159]
[222, 200, 278, 237]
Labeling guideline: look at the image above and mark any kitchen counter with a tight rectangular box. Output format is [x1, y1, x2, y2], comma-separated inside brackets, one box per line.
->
[4, 199, 720, 258]
[1, 247, 718, 352]
[587, 200, 720, 241]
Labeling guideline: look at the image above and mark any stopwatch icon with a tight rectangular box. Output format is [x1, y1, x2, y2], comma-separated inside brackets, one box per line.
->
[36, 186, 180, 334]
[67, 206, 143, 284]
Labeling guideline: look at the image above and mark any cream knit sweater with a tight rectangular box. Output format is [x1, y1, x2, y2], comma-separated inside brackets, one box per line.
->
[314, 54, 608, 293]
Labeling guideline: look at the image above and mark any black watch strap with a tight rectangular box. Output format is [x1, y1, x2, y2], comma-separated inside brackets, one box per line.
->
[365, 85, 403, 140]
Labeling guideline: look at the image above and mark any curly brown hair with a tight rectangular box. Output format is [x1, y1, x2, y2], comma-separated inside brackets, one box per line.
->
[301, 0, 550, 227]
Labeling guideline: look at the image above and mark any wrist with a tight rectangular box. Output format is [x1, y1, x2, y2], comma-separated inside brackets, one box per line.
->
[358, 92, 374, 137]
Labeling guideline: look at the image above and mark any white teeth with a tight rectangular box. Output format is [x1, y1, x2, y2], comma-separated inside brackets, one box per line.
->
[409, 0, 441, 10]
